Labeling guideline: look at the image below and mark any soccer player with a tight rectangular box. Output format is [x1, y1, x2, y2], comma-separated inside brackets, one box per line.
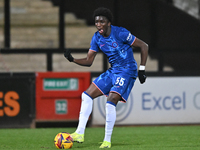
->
[64, 7, 148, 148]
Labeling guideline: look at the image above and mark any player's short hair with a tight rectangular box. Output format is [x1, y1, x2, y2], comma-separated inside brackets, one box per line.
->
[93, 7, 113, 23]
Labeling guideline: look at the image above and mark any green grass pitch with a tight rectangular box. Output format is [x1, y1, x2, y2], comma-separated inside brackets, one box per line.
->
[0, 126, 199, 150]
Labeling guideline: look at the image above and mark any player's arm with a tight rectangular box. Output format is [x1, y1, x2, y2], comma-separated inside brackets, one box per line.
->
[64, 49, 97, 67]
[132, 38, 149, 84]
[132, 38, 148, 66]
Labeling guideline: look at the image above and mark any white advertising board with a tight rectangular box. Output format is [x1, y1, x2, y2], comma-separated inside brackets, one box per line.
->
[92, 77, 200, 125]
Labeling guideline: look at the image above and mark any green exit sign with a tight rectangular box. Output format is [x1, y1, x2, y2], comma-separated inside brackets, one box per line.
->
[43, 78, 78, 90]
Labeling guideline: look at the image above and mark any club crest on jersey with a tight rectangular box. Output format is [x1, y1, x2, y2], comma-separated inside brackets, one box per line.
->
[112, 42, 118, 48]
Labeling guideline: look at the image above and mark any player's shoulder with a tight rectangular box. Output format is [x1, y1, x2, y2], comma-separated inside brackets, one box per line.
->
[94, 30, 101, 36]
[92, 31, 101, 40]
[112, 25, 129, 33]
[91, 31, 101, 44]
[112, 25, 131, 41]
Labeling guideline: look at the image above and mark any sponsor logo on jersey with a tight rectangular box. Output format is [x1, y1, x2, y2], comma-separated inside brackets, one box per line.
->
[126, 33, 132, 42]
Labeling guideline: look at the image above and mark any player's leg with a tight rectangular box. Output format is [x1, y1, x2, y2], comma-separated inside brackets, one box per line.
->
[100, 72, 136, 148]
[99, 92, 120, 148]
[71, 83, 102, 143]
[72, 69, 112, 143]
[75, 83, 103, 134]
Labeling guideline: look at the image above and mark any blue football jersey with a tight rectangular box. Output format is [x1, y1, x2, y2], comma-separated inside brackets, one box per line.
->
[90, 25, 137, 70]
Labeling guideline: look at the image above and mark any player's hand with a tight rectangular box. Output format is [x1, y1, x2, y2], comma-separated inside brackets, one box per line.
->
[138, 70, 146, 84]
[138, 66, 146, 84]
[64, 49, 74, 62]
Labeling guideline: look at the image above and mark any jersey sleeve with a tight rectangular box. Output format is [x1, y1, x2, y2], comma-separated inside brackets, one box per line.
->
[89, 34, 99, 52]
[118, 27, 136, 46]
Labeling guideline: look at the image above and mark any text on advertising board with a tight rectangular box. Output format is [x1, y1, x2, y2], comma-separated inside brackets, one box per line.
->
[142, 92, 186, 110]
[0, 91, 20, 117]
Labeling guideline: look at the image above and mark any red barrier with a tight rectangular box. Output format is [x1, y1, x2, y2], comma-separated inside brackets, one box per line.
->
[36, 72, 90, 121]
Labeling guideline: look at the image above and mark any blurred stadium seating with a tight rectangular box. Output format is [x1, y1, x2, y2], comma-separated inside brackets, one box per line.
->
[0, 0, 200, 72]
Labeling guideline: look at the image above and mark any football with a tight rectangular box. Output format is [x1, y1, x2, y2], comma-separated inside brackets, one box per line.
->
[54, 132, 73, 149]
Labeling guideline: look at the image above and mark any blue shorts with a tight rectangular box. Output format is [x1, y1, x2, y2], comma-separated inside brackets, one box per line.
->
[93, 67, 137, 102]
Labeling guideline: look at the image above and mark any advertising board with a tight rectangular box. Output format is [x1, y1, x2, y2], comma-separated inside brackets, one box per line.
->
[0, 73, 35, 128]
[92, 77, 200, 125]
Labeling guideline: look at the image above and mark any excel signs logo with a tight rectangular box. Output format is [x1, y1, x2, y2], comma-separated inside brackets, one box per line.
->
[97, 92, 133, 123]
[194, 92, 200, 110]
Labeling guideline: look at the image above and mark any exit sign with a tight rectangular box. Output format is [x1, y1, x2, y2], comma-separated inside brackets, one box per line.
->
[43, 78, 78, 90]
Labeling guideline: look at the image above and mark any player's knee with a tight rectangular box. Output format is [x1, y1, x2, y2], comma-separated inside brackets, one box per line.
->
[107, 92, 121, 105]
[82, 91, 93, 100]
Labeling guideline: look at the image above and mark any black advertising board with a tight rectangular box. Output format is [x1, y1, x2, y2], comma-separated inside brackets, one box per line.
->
[0, 73, 35, 128]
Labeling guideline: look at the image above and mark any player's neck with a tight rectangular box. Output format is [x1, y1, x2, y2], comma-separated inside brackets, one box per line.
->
[103, 26, 111, 38]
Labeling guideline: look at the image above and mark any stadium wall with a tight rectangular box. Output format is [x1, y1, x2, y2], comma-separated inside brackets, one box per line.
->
[0, 72, 199, 128]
